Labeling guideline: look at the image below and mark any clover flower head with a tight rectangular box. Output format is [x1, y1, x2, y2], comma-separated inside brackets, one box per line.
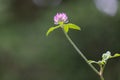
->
[54, 13, 68, 25]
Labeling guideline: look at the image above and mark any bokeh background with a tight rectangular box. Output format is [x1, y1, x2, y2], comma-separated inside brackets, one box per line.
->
[0, 0, 120, 80]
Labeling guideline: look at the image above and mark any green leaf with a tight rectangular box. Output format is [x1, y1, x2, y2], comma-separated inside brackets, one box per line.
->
[65, 23, 81, 30]
[46, 26, 60, 36]
[63, 24, 69, 33]
[113, 53, 120, 57]
[110, 53, 120, 59]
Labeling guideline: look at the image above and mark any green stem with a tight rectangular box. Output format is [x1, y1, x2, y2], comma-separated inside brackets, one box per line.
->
[100, 75, 104, 80]
[99, 65, 105, 80]
[63, 30, 99, 75]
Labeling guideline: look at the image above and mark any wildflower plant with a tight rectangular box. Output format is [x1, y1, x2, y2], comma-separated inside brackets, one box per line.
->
[46, 12, 120, 80]
[46, 13, 80, 36]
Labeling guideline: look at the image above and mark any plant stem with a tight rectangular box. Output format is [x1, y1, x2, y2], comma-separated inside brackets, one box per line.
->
[100, 75, 104, 80]
[99, 65, 105, 80]
[63, 30, 99, 75]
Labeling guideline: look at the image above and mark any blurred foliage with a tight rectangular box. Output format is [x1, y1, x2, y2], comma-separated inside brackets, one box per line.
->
[0, 0, 120, 80]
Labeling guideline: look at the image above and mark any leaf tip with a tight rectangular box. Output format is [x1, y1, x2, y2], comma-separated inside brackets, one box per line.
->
[46, 30, 51, 36]
[46, 32, 49, 36]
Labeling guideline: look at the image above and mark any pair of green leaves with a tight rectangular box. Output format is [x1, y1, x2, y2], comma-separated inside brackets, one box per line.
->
[46, 23, 80, 36]
[88, 51, 120, 65]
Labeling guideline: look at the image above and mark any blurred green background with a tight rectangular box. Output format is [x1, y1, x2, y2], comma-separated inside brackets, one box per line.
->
[0, 0, 120, 80]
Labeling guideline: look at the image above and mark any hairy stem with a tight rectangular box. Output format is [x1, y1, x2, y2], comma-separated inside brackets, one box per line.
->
[63, 30, 99, 75]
